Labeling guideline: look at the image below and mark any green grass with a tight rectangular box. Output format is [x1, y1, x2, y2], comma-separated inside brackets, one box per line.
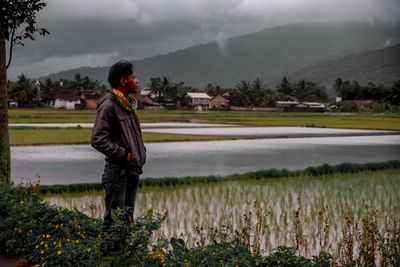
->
[9, 108, 400, 130]
[9, 128, 233, 145]
[8, 108, 96, 123]
[10, 128, 92, 145]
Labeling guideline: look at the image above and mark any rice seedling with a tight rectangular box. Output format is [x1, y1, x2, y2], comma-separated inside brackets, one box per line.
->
[45, 169, 400, 263]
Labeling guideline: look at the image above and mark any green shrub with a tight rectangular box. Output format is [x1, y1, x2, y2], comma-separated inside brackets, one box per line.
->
[0, 182, 101, 265]
[0, 182, 165, 266]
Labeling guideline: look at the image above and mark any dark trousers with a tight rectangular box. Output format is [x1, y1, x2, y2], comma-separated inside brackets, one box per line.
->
[101, 161, 140, 230]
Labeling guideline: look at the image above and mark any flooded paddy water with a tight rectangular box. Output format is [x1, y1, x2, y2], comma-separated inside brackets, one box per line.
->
[11, 134, 400, 184]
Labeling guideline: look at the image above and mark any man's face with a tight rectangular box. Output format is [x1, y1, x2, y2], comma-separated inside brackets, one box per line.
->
[121, 72, 139, 94]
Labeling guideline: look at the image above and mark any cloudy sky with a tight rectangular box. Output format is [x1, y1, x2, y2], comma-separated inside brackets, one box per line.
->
[7, 0, 400, 80]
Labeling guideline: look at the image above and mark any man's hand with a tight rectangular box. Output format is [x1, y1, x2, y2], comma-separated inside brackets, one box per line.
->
[127, 152, 133, 161]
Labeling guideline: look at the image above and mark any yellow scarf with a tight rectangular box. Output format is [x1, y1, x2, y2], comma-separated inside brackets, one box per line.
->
[112, 89, 141, 129]
[112, 89, 137, 113]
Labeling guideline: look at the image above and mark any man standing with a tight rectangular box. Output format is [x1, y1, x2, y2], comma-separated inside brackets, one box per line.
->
[91, 59, 146, 253]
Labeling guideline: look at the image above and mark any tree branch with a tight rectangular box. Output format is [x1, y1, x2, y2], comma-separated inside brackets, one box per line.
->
[6, 29, 15, 69]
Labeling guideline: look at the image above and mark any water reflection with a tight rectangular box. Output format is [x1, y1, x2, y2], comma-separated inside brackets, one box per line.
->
[11, 135, 400, 185]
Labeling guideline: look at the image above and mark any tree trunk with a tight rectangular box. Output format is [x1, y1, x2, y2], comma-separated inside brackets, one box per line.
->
[0, 28, 11, 185]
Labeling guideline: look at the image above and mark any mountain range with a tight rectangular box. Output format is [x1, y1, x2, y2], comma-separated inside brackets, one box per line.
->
[41, 22, 400, 94]
[286, 43, 400, 95]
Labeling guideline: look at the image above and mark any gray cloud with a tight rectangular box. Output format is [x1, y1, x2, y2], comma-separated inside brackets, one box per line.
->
[39, 0, 400, 23]
[7, 0, 400, 80]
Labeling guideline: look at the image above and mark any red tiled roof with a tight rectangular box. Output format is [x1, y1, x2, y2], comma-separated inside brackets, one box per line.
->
[55, 93, 81, 101]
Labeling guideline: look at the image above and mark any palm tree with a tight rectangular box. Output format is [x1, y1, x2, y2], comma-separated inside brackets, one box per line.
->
[295, 79, 308, 101]
[149, 77, 163, 104]
[276, 76, 291, 96]
[334, 78, 343, 97]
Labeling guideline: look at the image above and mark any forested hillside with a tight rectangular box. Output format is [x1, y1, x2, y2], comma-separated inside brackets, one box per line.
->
[41, 22, 400, 89]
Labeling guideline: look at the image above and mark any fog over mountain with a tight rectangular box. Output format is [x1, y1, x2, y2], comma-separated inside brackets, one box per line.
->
[285, 43, 400, 95]
[41, 22, 400, 91]
[7, 0, 400, 80]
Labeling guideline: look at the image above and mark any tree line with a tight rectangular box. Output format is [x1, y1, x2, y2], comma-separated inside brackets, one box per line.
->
[145, 76, 329, 108]
[334, 78, 400, 106]
[146, 76, 400, 108]
[6, 73, 400, 109]
[6, 73, 108, 107]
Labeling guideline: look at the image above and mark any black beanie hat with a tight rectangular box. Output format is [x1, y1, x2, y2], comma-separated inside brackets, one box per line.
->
[108, 59, 134, 88]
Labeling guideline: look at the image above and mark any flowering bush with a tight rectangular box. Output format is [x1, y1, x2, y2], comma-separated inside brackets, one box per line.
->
[0, 182, 164, 266]
[0, 182, 101, 265]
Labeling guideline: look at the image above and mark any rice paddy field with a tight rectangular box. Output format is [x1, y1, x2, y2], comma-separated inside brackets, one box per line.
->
[9, 128, 231, 145]
[45, 169, 400, 258]
[8, 108, 400, 130]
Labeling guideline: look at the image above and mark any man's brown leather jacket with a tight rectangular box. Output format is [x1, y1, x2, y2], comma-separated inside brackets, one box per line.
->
[91, 93, 146, 172]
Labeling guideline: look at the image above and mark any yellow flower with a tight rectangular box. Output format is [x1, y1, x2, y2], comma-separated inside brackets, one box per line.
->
[86, 247, 91, 253]
[234, 257, 238, 266]
[55, 225, 59, 229]
[40, 241, 44, 245]
[53, 242, 57, 246]
[75, 239, 80, 244]
[46, 234, 51, 239]
[45, 244, 49, 249]
[57, 250, 62, 255]
[29, 229, 33, 233]
[40, 250, 45, 255]
[148, 250, 167, 266]
[35, 245, 39, 249]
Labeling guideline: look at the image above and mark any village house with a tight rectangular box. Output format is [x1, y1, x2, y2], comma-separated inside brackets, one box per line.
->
[80, 91, 103, 109]
[277, 101, 326, 112]
[210, 94, 230, 110]
[140, 88, 161, 107]
[54, 93, 82, 110]
[38, 91, 58, 107]
[7, 99, 18, 108]
[187, 92, 211, 111]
